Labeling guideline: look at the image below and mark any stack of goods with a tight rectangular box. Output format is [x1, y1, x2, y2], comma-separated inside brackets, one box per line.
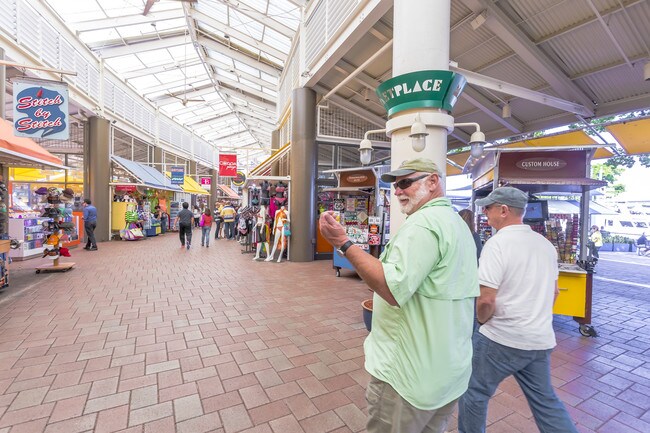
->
[37, 187, 75, 260]
[544, 214, 579, 263]
[334, 196, 371, 251]
[120, 205, 144, 241]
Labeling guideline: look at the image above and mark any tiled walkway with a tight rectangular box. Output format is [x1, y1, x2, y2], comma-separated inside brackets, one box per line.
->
[0, 234, 648, 433]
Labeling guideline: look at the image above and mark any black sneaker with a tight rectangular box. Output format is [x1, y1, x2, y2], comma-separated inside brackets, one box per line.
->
[88, 246, 98, 251]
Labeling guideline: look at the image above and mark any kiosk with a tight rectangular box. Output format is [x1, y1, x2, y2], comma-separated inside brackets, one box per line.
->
[322, 167, 390, 277]
[472, 148, 606, 336]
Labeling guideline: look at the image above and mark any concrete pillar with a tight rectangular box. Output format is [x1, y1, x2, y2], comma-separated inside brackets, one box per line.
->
[153, 146, 163, 170]
[271, 130, 280, 176]
[210, 168, 218, 209]
[86, 117, 111, 242]
[189, 160, 197, 178]
[289, 88, 317, 262]
[387, 0, 453, 232]
[1, 48, 9, 233]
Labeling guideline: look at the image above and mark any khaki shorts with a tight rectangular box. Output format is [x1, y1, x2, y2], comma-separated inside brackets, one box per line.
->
[366, 376, 458, 433]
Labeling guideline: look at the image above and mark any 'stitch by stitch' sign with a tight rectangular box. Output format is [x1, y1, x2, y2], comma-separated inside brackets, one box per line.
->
[14, 78, 69, 140]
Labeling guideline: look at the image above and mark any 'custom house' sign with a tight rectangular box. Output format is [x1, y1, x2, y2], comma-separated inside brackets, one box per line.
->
[13, 78, 69, 140]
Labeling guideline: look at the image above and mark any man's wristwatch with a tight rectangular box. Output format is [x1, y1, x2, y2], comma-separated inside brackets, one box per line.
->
[336, 240, 354, 256]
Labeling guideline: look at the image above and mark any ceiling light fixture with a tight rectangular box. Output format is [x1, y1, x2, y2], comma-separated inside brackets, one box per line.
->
[502, 101, 511, 118]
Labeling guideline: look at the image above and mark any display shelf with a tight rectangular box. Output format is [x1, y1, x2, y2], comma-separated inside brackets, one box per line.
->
[8, 217, 49, 260]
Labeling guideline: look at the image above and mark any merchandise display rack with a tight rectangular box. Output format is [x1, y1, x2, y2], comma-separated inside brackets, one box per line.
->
[35, 188, 75, 274]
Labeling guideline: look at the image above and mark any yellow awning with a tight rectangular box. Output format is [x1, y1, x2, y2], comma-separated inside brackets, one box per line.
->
[182, 176, 210, 195]
[502, 130, 613, 159]
[164, 173, 210, 195]
[250, 143, 291, 176]
[606, 118, 650, 155]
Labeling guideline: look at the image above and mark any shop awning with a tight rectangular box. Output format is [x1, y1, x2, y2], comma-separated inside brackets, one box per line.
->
[0, 118, 66, 169]
[164, 172, 209, 195]
[111, 155, 182, 192]
[606, 118, 650, 155]
[216, 184, 240, 200]
[250, 143, 291, 176]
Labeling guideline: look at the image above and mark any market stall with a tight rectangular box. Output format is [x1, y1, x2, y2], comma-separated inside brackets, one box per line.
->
[322, 167, 390, 277]
[110, 155, 182, 237]
[472, 148, 606, 336]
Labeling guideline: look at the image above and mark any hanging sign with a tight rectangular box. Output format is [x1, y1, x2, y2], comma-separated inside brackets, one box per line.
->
[232, 171, 246, 187]
[219, 154, 238, 177]
[199, 176, 212, 190]
[13, 78, 69, 140]
[498, 150, 587, 180]
[376, 70, 466, 116]
[115, 185, 137, 193]
[170, 166, 185, 185]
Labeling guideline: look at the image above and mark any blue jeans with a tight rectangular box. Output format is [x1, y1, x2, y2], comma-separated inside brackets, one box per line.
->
[458, 332, 577, 433]
[224, 221, 234, 239]
[201, 226, 211, 246]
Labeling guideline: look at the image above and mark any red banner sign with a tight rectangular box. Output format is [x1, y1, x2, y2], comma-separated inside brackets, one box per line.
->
[115, 185, 137, 193]
[219, 154, 237, 177]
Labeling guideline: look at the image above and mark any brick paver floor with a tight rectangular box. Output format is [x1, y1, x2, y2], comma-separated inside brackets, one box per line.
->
[0, 235, 648, 432]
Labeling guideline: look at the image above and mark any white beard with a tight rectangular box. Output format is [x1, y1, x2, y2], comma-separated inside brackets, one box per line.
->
[399, 185, 430, 215]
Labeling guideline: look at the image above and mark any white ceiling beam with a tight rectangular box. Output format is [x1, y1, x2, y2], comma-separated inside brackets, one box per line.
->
[95, 35, 188, 59]
[185, 111, 237, 127]
[122, 59, 203, 80]
[217, 86, 276, 111]
[71, 9, 182, 32]
[461, 86, 523, 133]
[234, 106, 276, 122]
[168, 100, 227, 117]
[305, 0, 392, 87]
[198, 36, 281, 77]
[215, 75, 277, 103]
[194, 118, 243, 133]
[452, 66, 593, 116]
[462, 0, 595, 114]
[238, 113, 275, 127]
[205, 58, 277, 88]
[190, 10, 287, 61]
[140, 75, 211, 95]
[152, 86, 216, 106]
[216, 0, 295, 38]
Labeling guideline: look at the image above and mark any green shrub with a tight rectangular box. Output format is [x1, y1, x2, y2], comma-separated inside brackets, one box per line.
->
[603, 234, 634, 244]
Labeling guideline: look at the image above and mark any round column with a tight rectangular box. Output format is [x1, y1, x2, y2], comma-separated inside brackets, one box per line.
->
[387, 0, 454, 231]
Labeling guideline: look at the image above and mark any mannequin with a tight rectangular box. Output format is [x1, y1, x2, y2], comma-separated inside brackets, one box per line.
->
[253, 206, 270, 261]
[265, 206, 289, 263]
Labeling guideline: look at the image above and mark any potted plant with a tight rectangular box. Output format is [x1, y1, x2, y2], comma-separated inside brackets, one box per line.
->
[600, 234, 613, 252]
[611, 235, 634, 252]
[362, 299, 373, 332]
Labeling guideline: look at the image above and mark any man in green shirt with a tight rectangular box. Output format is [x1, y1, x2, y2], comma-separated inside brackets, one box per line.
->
[320, 158, 479, 433]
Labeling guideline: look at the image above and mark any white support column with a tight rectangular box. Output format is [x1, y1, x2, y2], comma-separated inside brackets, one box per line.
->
[387, 0, 453, 231]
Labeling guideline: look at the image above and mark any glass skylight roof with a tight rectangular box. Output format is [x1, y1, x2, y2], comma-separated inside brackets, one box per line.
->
[44, 0, 300, 162]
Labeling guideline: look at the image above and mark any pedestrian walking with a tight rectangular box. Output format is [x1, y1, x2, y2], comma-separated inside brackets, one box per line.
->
[83, 198, 98, 251]
[200, 208, 213, 247]
[458, 187, 578, 433]
[174, 202, 194, 250]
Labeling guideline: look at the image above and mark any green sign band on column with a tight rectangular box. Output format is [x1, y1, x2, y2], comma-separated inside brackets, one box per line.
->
[376, 70, 467, 117]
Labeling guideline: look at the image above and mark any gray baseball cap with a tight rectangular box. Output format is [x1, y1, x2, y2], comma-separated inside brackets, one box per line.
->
[380, 158, 442, 182]
[475, 187, 529, 209]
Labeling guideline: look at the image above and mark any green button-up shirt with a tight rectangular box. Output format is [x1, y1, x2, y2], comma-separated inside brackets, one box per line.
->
[364, 197, 479, 410]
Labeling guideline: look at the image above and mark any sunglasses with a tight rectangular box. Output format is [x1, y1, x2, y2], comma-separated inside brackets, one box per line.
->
[393, 174, 430, 190]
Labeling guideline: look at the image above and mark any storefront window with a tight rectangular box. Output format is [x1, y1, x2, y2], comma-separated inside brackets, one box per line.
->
[66, 154, 84, 184]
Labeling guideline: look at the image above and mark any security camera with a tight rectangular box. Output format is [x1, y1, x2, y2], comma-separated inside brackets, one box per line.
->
[644, 62, 650, 82]
[363, 88, 370, 101]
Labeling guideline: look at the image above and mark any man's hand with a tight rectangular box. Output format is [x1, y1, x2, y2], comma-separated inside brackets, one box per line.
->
[319, 212, 349, 248]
